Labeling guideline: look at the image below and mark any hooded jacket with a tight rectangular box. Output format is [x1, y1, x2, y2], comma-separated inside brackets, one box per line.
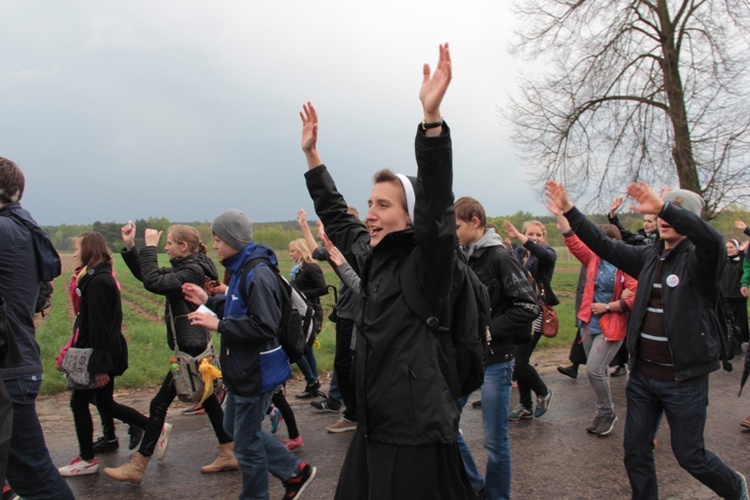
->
[121, 246, 219, 355]
[73, 263, 128, 376]
[566, 203, 725, 380]
[305, 124, 458, 446]
[207, 243, 290, 396]
[512, 240, 559, 306]
[466, 228, 539, 364]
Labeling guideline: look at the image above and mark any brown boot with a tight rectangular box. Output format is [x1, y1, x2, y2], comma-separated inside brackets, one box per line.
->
[200, 442, 239, 474]
[103, 452, 151, 484]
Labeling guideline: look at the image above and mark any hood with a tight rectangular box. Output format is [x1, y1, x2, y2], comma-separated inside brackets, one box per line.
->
[223, 242, 278, 274]
[467, 227, 504, 256]
[179, 252, 220, 281]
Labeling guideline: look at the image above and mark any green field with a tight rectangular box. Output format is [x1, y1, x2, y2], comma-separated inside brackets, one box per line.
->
[33, 249, 690, 395]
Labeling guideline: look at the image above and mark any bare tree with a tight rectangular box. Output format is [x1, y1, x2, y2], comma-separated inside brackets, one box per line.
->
[507, 0, 750, 218]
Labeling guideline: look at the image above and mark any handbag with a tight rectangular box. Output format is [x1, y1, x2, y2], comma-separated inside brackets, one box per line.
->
[62, 347, 99, 390]
[541, 303, 559, 338]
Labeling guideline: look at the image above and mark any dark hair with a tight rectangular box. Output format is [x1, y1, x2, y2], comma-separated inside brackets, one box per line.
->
[76, 232, 112, 268]
[454, 196, 486, 228]
[0, 157, 25, 204]
[372, 169, 407, 214]
[599, 224, 622, 241]
[347, 206, 360, 219]
[168, 224, 208, 255]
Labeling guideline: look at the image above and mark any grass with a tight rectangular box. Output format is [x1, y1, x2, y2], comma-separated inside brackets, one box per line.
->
[35, 251, 638, 395]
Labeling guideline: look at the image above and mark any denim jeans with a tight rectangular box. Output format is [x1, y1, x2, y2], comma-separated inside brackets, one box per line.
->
[456, 395, 484, 494]
[624, 369, 743, 499]
[5, 376, 74, 500]
[295, 349, 318, 386]
[481, 360, 514, 500]
[224, 390, 299, 500]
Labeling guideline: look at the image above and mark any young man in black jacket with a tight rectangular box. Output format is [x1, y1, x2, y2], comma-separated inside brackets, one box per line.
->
[546, 180, 748, 500]
[455, 196, 539, 500]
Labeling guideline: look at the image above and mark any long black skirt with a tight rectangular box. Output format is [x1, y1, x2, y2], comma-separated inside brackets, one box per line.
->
[335, 431, 476, 500]
[727, 298, 749, 344]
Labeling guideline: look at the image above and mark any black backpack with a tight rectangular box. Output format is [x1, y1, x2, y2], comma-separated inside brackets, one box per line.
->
[238, 258, 315, 364]
[35, 281, 54, 317]
[1, 209, 61, 281]
[400, 250, 491, 399]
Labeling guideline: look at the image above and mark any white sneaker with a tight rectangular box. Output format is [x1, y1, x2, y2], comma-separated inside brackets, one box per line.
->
[58, 456, 99, 477]
[155, 423, 173, 461]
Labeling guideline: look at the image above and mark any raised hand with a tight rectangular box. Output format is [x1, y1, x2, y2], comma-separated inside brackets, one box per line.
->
[144, 229, 163, 247]
[547, 200, 570, 233]
[609, 197, 624, 218]
[734, 220, 748, 231]
[300, 102, 322, 169]
[297, 209, 307, 227]
[503, 220, 522, 240]
[545, 180, 574, 213]
[121, 221, 136, 250]
[626, 181, 665, 215]
[419, 43, 452, 126]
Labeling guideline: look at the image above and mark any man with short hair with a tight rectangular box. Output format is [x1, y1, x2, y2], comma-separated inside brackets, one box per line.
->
[455, 196, 539, 500]
[547, 180, 748, 500]
[0, 157, 73, 499]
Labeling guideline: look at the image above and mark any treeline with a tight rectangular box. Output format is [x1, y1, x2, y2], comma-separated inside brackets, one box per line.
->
[42, 208, 750, 254]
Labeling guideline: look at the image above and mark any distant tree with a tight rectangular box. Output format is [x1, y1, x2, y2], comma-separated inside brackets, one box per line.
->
[507, 0, 750, 218]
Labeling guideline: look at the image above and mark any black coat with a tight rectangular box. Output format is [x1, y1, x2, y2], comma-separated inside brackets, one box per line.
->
[305, 124, 458, 446]
[512, 241, 559, 306]
[73, 263, 128, 376]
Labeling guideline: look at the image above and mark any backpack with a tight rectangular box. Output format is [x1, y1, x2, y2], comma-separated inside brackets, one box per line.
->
[239, 258, 315, 364]
[35, 281, 54, 316]
[1, 209, 61, 281]
[400, 249, 491, 399]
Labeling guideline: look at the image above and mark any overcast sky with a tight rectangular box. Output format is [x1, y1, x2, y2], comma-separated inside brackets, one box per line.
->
[0, 1, 548, 226]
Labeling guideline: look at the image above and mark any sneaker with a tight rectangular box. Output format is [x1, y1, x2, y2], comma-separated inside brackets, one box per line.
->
[471, 400, 482, 408]
[533, 390, 553, 418]
[557, 365, 578, 379]
[182, 401, 205, 415]
[128, 425, 144, 450]
[155, 423, 173, 461]
[311, 399, 341, 413]
[741, 416, 750, 429]
[270, 408, 284, 434]
[593, 415, 618, 436]
[92, 436, 119, 453]
[508, 405, 533, 421]
[295, 381, 322, 399]
[611, 366, 628, 378]
[284, 436, 304, 451]
[58, 456, 99, 477]
[283, 462, 317, 500]
[586, 416, 603, 434]
[2, 484, 18, 500]
[326, 418, 356, 433]
[736, 471, 748, 500]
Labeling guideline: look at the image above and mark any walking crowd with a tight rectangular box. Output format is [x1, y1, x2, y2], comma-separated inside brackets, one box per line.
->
[0, 44, 749, 500]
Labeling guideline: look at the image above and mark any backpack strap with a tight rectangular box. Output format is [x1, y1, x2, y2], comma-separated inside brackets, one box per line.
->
[238, 258, 275, 305]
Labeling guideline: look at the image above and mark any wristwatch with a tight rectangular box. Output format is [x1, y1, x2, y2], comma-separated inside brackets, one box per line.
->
[605, 303, 611, 311]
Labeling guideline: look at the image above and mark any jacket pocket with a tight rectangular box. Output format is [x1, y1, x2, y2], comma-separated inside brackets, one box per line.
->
[260, 345, 291, 393]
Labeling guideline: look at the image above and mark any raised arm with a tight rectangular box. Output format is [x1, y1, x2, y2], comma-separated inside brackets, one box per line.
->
[297, 209, 319, 257]
[419, 43, 452, 138]
[300, 102, 322, 170]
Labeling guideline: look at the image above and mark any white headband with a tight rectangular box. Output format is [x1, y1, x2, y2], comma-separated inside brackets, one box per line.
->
[395, 173, 415, 224]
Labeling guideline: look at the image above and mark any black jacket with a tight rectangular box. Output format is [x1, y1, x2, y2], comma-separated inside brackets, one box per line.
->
[566, 203, 724, 380]
[466, 229, 539, 364]
[608, 213, 659, 246]
[293, 261, 328, 322]
[512, 241, 559, 306]
[721, 252, 745, 301]
[73, 263, 128, 376]
[121, 246, 219, 355]
[305, 123, 458, 446]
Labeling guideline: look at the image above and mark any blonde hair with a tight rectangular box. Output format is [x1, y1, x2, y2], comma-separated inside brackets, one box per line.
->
[168, 224, 208, 255]
[522, 220, 547, 244]
[289, 238, 313, 263]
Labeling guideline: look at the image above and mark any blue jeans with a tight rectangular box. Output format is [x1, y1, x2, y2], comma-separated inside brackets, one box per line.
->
[296, 349, 318, 386]
[5, 376, 74, 500]
[456, 396, 484, 494]
[624, 369, 743, 499]
[481, 361, 514, 500]
[224, 390, 299, 500]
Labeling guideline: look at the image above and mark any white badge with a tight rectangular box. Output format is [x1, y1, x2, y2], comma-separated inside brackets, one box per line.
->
[666, 274, 680, 287]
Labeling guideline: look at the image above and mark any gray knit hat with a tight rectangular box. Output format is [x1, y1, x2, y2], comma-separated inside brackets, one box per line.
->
[212, 209, 253, 250]
[662, 189, 705, 217]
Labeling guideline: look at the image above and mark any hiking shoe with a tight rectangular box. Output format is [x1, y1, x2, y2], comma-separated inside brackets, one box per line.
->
[311, 399, 341, 412]
[593, 415, 618, 436]
[326, 418, 356, 433]
[557, 365, 578, 379]
[471, 400, 482, 408]
[182, 401, 205, 415]
[736, 471, 748, 500]
[611, 366, 628, 378]
[270, 408, 284, 434]
[155, 423, 173, 461]
[92, 436, 119, 453]
[58, 456, 99, 477]
[284, 436, 304, 451]
[586, 416, 603, 434]
[508, 405, 533, 421]
[534, 390, 553, 418]
[283, 462, 317, 500]
[741, 416, 750, 429]
[128, 425, 144, 450]
[295, 381, 322, 399]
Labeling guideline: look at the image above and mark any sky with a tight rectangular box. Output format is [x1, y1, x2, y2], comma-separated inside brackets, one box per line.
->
[0, 1, 548, 226]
